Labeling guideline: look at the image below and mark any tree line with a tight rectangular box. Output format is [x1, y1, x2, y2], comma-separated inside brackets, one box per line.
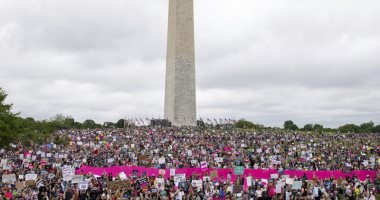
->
[1, 87, 379, 147]
[0, 87, 126, 147]
[235, 119, 380, 133]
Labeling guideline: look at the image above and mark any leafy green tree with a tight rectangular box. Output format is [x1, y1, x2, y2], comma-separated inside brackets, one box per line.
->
[115, 119, 125, 128]
[338, 124, 360, 133]
[0, 88, 17, 147]
[313, 124, 324, 133]
[303, 124, 313, 131]
[373, 125, 380, 133]
[359, 121, 375, 133]
[284, 120, 298, 130]
[235, 119, 263, 129]
[83, 119, 101, 129]
[103, 121, 115, 128]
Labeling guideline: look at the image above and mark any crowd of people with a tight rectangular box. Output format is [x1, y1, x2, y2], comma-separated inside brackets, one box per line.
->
[0, 126, 379, 199]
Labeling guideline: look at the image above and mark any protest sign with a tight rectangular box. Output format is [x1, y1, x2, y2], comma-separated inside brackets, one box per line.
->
[158, 158, 165, 165]
[246, 176, 252, 187]
[25, 180, 36, 186]
[286, 178, 294, 185]
[174, 174, 186, 185]
[108, 181, 131, 191]
[270, 174, 279, 179]
[170, 169, 176, 176]
[138, 178, 148, 187]
[159, 169, 166, 175]
[276, 184, 282, 193]
[25, 174, 37, 181]
[72, 175, 84, 183]
[2, 174, 16, 183]
[16, 182, 26, 189]
[200, 161, 208, 169]
[78, 182, 88, 190]
[234, 166, 244, 175]
[210, 170, 218, 179]
[156, 178, 165, 189]
[191, 180, 203, 189]
[292, 181, 302, 190]
[62, 165, 74, 181]
[0, 159, 7, 167]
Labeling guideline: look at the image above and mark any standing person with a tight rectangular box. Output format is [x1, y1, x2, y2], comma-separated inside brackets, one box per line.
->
[267, 182, 276, 200]
[285, 187, 292, 200]
[256, 186, 263, 200]
[174, 188, 184, 200]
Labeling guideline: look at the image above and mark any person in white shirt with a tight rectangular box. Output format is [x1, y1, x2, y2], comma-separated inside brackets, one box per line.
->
[256, 186, 263, 200]
[175, 188, 185, 200]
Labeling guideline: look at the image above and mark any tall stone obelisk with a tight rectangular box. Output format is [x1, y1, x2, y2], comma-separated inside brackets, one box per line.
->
[164, 0, 196, 126]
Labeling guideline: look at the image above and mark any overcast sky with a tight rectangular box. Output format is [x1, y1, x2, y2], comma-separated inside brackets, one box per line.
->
[1, 0, 379, 127]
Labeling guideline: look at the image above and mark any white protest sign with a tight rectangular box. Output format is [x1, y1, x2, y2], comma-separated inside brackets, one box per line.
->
[286, 178, 294, 185]
[62, 165, 74, 181]
[71, 175, 84, 183]
[191, 180, 203, 189]
[200, 161, 208, 169]
[22, 159, 30, 165]
[158, 158, 165, 165]
[155, 178, 165, 189]
[276, 184, 282, 193]
[170, 169, 176, 176]
[78, 182, 88, 190]
[2, 174, 16, 183]
[292, 181, 302, 190]
[174, 174, 186, 185]
[246, 176, 252, 187]
[0, 159, 7, 167]
[25, 174, 37, 181]
[270, 174, 279, 179]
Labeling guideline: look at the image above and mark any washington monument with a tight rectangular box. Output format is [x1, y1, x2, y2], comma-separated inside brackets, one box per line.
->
[164, 0, 196, 126]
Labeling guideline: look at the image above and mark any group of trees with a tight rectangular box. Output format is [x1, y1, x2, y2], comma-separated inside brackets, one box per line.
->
[1, 86, 380, 147]
[283, 120, 380, 133]
[235, 119, 380, 133]
[0, 87, 127, 147]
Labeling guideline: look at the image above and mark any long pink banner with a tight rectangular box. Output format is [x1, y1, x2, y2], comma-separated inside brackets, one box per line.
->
[76, 165, 377, 182]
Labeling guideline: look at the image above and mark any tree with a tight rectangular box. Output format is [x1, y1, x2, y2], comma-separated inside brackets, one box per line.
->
[83, 119, 101, 129]
[284, 120, 298, 130]
[235, 119, 264, 129]
[0, 88, 17, 147]
[313, 124, 324, 133]
[373, 125, 380, 133]
[338, 124, 360, 133]
[103, 121, 115, 128]
[303, 124, 313, 131]
[115, 119, 125, 128]
[360, 121, 375, 133]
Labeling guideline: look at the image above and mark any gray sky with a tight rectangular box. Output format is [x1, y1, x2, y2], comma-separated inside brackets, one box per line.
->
[1, 0, 379, 128]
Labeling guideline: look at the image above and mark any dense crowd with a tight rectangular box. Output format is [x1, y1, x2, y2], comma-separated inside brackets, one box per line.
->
[0, 127, 379, 199]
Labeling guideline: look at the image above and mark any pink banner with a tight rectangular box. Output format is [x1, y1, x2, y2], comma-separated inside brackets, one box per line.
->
[76, 165, 378, 183]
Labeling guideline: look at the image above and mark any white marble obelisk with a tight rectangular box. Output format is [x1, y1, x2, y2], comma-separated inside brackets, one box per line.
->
[164, 0, 196, 126]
